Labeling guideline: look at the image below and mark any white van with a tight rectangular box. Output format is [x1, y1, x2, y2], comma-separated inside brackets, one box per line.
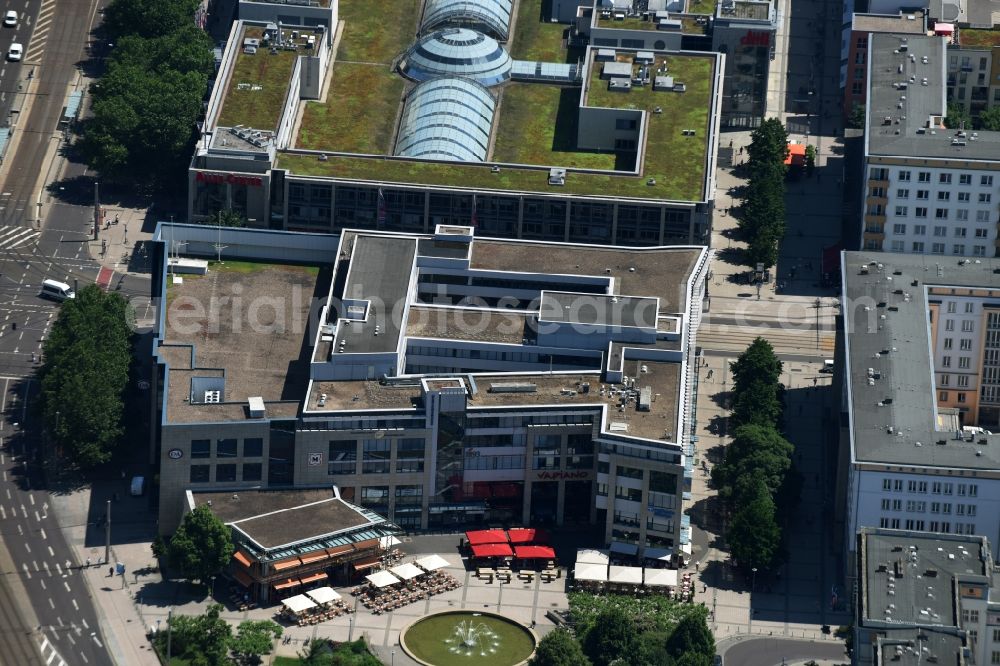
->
[40, 279, 74, 302]
[130, 476, 145, 496]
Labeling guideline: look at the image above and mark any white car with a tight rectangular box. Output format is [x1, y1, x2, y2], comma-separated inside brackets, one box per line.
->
[7, 42, 21, 61]
[3, 10, 16, 27]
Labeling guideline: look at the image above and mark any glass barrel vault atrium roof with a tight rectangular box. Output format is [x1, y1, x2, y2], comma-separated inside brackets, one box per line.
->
[420, 0, 513, 40]
[394, 77, 496, 162]
[400, 28, 512, 87]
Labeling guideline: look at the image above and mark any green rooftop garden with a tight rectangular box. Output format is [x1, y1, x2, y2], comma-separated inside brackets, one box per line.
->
[687, 0, 719, 15]
[510, 0, 572, 62]
[596, 16, 661, 31]
[493, 83, 618, 170]
[297, 63, 403, 153]
[216, 27, 299, 130]
[959, 29, 1000, 48]
[277, 53, 715, 202]
[337, 0, 419, 64]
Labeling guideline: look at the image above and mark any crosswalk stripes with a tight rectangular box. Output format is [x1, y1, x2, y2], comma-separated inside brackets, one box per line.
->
[24, 0, 55, 62]
[0, 226, 39, 250]
[38, 635, 67, 666]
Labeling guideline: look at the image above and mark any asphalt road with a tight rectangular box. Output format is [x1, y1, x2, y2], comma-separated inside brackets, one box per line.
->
[722, 637, 847, 666]
[0, 0, 42, 123]
[0, 376, 110, 665]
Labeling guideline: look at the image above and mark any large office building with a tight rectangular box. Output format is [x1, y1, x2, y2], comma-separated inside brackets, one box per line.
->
[861, 33, 1000, 256]
[946, 26, 1000, 123]
[838, 251, 1000, 577]
[189, 0, 724, 247]
[153, 222, 709, 562]
[853, 528, 999, 665]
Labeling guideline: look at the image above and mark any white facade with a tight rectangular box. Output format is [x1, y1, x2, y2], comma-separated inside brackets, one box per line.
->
[932, 293, 986, 405]
[868, 163, 998, 256]
[847, 468, 1000, 553]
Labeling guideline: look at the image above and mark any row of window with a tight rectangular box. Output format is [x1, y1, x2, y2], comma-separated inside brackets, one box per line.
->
[888, 169, 995, 186]
[888, 241, 989, 256]
[891, 206, 993, 222]
[890, 188, 994, 203]
[942, 335, 976, 348]
[940, 355, 975, 368]
[937, 374, 971, 388]
[190, 438, 263, 459]
[891, 223, 990, 237]
[878, 517, 977, 533]
[881, 479, 979, 495]
[880, 499, 978, 515]
[190, 463, 261, 483]
[939, 391, 970, 403]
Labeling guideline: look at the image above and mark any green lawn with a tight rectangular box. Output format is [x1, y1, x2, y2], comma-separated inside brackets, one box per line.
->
[216, 28, 299, 131]
[510, 0, 569, 62]
[278, 53, 715, 202]
[960, 29, 1000, 48]
[596, 16, 659, 31]
[337, 0, 420, 63]
[687, 0, 719, 15]
[493, 83, 617, 170]
[297, 63, 403, 153]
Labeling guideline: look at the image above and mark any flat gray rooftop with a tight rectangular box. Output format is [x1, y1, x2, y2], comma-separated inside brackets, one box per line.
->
[471, 241, 702, 314]
[876, 629, 964, 665]
[194, 488, 379, 550]
[851, 10, 926, 35]
[859, 529, 992, 632]
[162, 261, 325, 423]
[335, 236, 417, 354]
[540, 292, 659, 328]
[843, 251, 1000, 469]
[417, 238, 470, 260]
[867, 33, 1000, 160]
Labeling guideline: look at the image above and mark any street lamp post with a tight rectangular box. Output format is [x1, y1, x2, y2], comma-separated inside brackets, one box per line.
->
[391, 650, 396, 666]
[498, 578, 504, 612]
[751, 567, 758, 593]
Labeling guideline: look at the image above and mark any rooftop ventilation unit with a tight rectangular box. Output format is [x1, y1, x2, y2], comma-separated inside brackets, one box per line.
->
[489, 382, 537, 394]
[248, 396, 266, 418]
[204, 390, 221, 404]
[548, 168, 566, 186]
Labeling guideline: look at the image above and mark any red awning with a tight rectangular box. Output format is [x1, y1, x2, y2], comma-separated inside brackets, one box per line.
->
[299, 571, 328, 585]
[466, 529, 508, 546]
[299, 551, 329, 566]
[514, 545, 556, 560]
[784, 143, 807, 166]
[506, 528, 549, 544]
[233, 550, 253, 568]
[273, 578, 300, 590]
[353, 557, 381, 571]
[273, 557, 302, 571]
[471, 543, 514, 558]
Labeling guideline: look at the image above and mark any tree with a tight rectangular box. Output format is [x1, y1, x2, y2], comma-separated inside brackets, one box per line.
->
[155, 604, 232, 666]
[531, 628, 591, 666]
[738, 119, 788, 269]
[230, 620, 282, 665]
[167, 505, 234, 586]
[636, 632, 671, 666]
[39, 285, 132, 468]
[665, 612, 715, 662]
[944, 103, 972, 130]
[730, 337, 782, 389]
[208, 209, 247, 228]
[713, 425, 793, 506]
[977, 106, 1000, 131]
[847, 104, 866, 130]
[583, 608, 639, 666]
[747, 118, 789, 172]
[728, 478, 782, 570]
[103, 0, 202, 41]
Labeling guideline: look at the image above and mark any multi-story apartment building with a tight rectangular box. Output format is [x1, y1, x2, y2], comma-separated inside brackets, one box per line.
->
[946, 28, 1000, 122]
[838, 251, 1000, 578]
[189, 0, 725, 248]
[841, 10, 926, 118]
[152, 222, 708, 563]
[861, 33, 1000, 256]
[853, 528, 1000, 665]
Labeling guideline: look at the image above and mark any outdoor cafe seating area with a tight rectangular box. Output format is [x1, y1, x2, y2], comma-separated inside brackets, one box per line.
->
[277, 586, 355, 626]
[350, 554, 460, 615]
[571, 549, 696, 602]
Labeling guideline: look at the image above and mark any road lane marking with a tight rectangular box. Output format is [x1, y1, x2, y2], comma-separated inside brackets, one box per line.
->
[48, 545, 54, 557]
[62, 580, 69, 592]
[28, 493, 33, 505]
[39, 578, 45, 589]
[24, 542, 30, 553]
[31, 560, 37, 571]
[34, 510, 39, 521]
[81, 619, 88, 629]
[71, 599, 78, 611]
[91, 634, 102, 648]
[47, 597, 54, 608]
[0, 505, 5, 519]
[22, 562, 29, 578]
[39, 527, 45, 539]
[55, 562, 62, 575]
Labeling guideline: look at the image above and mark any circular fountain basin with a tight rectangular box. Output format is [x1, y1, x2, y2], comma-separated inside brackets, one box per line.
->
[400, 610, 537, 666]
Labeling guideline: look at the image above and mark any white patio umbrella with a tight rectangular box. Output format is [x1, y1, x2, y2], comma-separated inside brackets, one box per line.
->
[575, 549, 610, 566]
[281, 594, 316, 614]
[415, 554, 450, 572]
[643, 568, 678, 588]
[305, 586, 342, 605]
[390, 562, 424, 581]
[608, 565, 643, 584]
[366, 570, 401, 588]
[574, 562, 608, 582]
